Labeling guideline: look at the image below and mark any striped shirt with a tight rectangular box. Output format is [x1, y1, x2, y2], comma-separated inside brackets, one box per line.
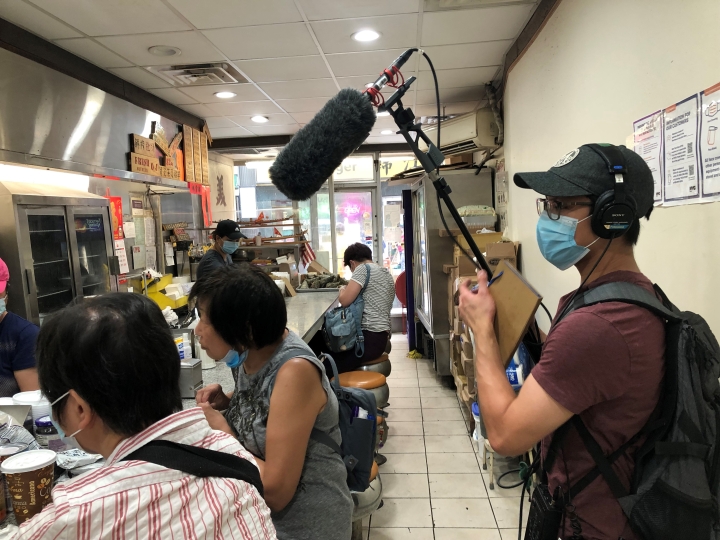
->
[14, 408, 276, 540]
[351, 263, 396, 333]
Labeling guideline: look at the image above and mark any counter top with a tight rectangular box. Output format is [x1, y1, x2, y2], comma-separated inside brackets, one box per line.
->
[182, 290, 338, 410]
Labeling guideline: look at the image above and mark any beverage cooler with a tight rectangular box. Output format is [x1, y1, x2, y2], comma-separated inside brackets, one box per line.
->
[410, 169, 493, 375]
[0, 181, 114, 325]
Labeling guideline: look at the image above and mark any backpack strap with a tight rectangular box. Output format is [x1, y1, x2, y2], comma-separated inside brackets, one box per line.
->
[122, 439, 264, 497]
[352, 264, 372, 358]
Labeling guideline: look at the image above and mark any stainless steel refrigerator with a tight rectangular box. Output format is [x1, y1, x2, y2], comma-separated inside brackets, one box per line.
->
[0, 181, 114, 325]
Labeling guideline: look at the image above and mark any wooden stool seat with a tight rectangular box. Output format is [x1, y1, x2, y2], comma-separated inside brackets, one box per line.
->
[338, 371, 386, 389]
[361, 353, 389, 367]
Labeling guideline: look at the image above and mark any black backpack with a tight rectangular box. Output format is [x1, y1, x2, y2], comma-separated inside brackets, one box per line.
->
[548, 282, 720, 540]
[310, 353, 378, 492]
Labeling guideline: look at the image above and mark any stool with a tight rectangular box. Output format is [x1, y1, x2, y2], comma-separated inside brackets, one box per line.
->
[338, 372, 389, 409]
[375, 414, 389, 453]
[351, 461, 382, 540]
[357, 353, 392, 377]
[481, 438, 496, 489]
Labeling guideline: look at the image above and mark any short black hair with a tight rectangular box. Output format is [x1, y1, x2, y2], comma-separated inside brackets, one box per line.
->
[622, 218, 641, 246]
[38, 293, 181, 437]
[343, 243, 372, 267]
[190, 264, 287, 350]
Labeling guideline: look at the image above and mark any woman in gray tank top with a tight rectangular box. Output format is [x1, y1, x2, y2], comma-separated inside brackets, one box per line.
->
[191, 264, 353, 540]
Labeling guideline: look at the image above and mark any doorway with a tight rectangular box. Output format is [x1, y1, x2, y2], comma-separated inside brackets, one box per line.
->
[333, 186, 379, 278]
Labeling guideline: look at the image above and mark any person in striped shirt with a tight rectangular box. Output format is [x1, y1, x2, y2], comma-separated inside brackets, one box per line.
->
[14, 293, 276, 540]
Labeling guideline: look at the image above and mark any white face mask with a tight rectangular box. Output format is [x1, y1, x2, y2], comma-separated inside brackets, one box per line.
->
[50, 391, 84, 451]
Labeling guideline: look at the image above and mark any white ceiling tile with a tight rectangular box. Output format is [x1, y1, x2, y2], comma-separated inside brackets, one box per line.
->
[421, 4, 535, 46]
[414, 101, 480, 116]
[149, 88, 198, 105]
[203, 23, 317, 60]
[419, 41, 513, 71]
[209, 126, 254, 138]
[337, 73, 417, 91]
[275, 97, 331, 113]
[0, 0, 81, 39]
[258, 79, 338, 100]
[289, 111, 318, 124]
[204, 117, 239, 129]
[177, 83, 266, 103]
[96, 31, 225, 66]
[53, 38, 132, 68]
[234, 56, 331, 83]
[228, 114, 297, 127]
[325, 49, 410, 77]
[167, 0, 301, 29]
[108, 67, 169, 89]
[28, 0, 190, 36]
[416, 86, 484, 104]
[247, 124, 300, 136]
[418, 66, 498, 90]
[311, 14, 417, 54]
[206, 101, 283, 116]
[179, 103, 219, 118]
[299, 0, 419, 20]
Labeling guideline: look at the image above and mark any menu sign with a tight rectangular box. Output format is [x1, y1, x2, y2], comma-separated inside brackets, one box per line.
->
[192, 128, 202, 184]
[200, 132, 209, 185]
[129, 153, 160, 176]
[159, 165, 181, 181]
[131, 134, 156, 158]
[183, 125, 195, 183]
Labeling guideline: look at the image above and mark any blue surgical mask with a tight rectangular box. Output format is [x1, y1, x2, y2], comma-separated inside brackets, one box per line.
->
[0, 298, 6, 315]
[50, 391, 83, 449]
[536, 212, 599, 271]
[221, 348, 248, 369]
[221, 241, 239, 255]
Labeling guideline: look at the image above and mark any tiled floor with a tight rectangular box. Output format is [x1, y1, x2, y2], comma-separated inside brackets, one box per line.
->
[365, 334, 529, 540]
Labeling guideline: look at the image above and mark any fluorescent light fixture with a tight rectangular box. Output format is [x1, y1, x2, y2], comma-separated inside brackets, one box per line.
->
[377, 111, 390, 117]
[214, 91, 237, 99]
[352, 29, 380, 42]
[148, 45, 181, 57]
[381, 129, 394, 135]
[251, 115, 269, 123]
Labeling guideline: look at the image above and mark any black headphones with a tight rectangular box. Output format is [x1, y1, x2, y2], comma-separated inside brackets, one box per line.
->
[585, 144, 637, 239]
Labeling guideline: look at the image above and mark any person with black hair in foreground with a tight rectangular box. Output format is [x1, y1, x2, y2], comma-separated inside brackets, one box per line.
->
[458, 145, 664, 540]
[309, 243, 396, 373]
[17, 293, 275, 540]
[193, 264, 353, 540]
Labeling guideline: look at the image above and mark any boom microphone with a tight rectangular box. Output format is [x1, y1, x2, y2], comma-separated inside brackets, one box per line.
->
[269, 88, 376, 200]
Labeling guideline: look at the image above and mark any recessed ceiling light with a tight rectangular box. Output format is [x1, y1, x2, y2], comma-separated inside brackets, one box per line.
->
[377, 111, 390, 117]
[381, 129, 394, 135]
[251, 115, 269, 123]
[214, 91, 237, 99]
[147, 45, 181, 57]
[353, 29, 380, 42]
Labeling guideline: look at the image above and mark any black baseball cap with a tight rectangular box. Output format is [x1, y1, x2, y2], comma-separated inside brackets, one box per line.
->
[514, 144, 655, 219]
[214, 219, 244, 240]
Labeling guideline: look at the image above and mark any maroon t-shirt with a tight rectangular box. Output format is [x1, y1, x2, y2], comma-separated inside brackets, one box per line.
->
[533, 271, 665, 540]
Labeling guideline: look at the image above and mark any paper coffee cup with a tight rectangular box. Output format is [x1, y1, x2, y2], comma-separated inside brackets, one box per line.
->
[1, 450, 55, 524]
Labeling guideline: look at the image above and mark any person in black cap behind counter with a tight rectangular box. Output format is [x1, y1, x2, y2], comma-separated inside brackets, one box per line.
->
[457, 144, 664, 540]
[196, 219, 246, 281]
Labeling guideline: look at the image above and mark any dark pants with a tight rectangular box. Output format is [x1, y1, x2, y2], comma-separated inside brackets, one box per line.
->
[310, 329, 390, 375]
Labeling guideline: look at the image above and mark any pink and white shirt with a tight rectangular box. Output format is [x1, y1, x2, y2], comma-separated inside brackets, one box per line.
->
[14, 408, 276, 540]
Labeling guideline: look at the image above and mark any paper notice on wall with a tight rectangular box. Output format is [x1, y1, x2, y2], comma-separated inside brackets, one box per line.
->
[633, 111, 664, 204]
[132, 245, 145, 269]
[123, 221, 136, 239]
[700, 82, 720, 201]
[114, 240, 130, 274]
[495, 169, 509, 234]
[146, 246, 157, 271]
[130, 196, 144, 217]
[383, 204, 402, 228]
[663, 94, 701, 206]
[384, 226, 402, 244]
[144, 217, 156, 246]
[164, 242, 174, 266]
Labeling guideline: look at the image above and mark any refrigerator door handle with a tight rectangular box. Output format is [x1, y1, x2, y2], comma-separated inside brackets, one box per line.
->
[25, 268, 37, 297]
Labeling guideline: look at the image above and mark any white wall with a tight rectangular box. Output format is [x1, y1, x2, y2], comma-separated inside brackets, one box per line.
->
[504, 0, 720, 333]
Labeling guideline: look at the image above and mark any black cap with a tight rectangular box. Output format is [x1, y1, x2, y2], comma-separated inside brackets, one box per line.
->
[514, 145, 654, 219]
[214, 219, 243, 240]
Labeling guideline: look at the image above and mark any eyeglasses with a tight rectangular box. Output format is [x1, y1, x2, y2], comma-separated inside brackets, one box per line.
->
[536, 198, 594, 220]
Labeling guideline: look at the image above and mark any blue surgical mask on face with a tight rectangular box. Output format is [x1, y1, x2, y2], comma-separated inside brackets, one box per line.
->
[221, 241, 239, 255]
[50, 391, 83, 449]
[0, 298, 6, 315]
[536, 211, 599, 271]
[221, 348, 248, 369]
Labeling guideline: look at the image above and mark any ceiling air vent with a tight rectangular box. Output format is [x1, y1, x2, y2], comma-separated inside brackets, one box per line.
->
[148, 63, 248, 86]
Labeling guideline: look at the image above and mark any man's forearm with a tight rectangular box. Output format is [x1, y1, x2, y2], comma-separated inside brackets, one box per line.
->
[471, 322, 519, 452]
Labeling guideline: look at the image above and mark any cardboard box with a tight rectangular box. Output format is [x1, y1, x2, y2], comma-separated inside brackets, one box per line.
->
[486, 241, 518, 273]
[460, 333, 474, 358]
[448, 266, 459, 320]
[461, 351, 475, 388]
[456, 231, 503, 252]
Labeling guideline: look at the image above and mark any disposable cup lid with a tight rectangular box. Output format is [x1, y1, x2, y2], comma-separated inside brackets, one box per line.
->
[12, 391, 43, 404]
[1, 449, 56, 473]
[0, 444, 27, 457]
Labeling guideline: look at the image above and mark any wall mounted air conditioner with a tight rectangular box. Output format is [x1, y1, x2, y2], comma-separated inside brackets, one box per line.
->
[419, 109, 499, 155]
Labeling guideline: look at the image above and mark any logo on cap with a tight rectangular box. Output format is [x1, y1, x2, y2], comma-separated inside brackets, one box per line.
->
[553, 149, 580, 168]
